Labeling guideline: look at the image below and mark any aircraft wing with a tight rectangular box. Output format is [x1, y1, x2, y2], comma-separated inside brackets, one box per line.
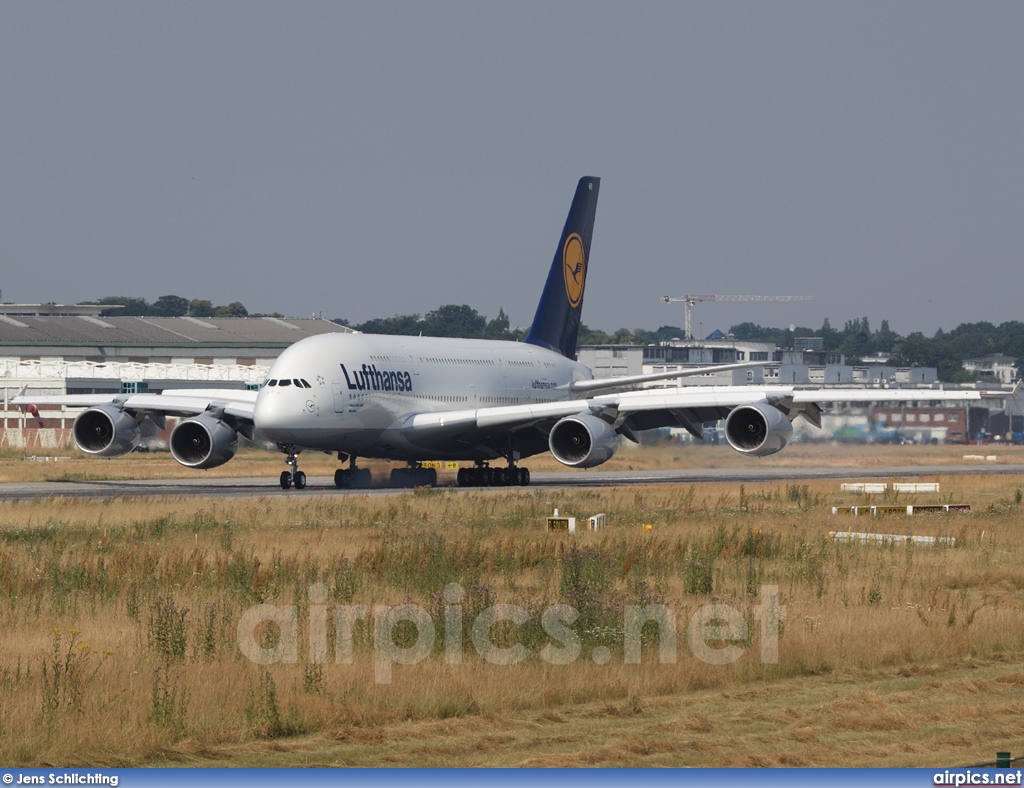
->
[11, 389, 258, 422]
[592, 386, 994, 438]
[567, 361, 772, 394]
[404, 385, 1000, 443]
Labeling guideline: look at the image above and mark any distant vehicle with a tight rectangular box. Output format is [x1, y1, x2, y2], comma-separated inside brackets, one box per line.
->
[15, 177, 1007, 489]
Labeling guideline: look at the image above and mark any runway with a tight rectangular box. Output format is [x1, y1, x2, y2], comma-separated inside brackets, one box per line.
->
[3, 463, 1024, 500]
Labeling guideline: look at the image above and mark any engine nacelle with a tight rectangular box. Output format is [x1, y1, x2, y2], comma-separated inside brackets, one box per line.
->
[169, 413, 239, 469]
[725, 401, 793, 457]
[548, 413, 620, 468]
[73, 404, 141, 457]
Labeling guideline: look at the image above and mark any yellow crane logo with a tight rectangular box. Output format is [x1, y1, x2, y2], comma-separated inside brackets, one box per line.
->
[562, 233, 586, 308]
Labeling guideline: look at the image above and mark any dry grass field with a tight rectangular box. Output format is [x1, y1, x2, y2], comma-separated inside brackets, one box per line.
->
[1, 452, 1023, 766]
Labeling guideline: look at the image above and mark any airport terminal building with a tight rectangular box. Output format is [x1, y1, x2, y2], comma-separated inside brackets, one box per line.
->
[577, 339, 939, 387]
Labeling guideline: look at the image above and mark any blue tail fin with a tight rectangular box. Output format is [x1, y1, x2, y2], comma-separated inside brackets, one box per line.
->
[524, 176, 600, 358]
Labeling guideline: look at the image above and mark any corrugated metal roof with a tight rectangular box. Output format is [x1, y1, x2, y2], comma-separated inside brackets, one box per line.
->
[0, 316, 356, 346]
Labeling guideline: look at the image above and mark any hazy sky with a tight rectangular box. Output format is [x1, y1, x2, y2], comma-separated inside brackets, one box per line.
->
[2, 2, 1022, 337]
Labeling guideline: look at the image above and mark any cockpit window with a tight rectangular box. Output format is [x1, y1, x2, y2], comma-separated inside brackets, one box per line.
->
[266, 378, 310, 388]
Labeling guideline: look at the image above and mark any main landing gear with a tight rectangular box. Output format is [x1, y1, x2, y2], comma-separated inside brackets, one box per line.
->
[279, 447, 306, 490]
[456, 462, 530, 487]
[334, 455, 372, 489]
[390, 464, 438, 488]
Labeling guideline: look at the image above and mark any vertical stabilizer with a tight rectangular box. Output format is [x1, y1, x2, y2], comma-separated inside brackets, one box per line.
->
[524, 176, 600, 358]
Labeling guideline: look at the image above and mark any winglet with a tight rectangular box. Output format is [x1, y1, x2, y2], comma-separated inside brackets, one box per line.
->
[525, 177, 600, 358]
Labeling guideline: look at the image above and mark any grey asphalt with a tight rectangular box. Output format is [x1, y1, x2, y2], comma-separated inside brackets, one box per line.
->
[2, 464, 1023, 500]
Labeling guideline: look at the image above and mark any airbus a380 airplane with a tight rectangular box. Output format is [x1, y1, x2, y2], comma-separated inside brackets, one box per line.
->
[16, 177, 1009, 490]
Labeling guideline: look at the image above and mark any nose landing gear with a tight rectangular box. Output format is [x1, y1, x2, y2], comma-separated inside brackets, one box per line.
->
[279, 447, 306, 490]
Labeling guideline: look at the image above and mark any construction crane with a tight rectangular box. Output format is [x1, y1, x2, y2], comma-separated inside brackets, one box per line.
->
[659, 294, 814, 340]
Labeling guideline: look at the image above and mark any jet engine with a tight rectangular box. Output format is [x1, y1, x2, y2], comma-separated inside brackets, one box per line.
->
[725, 401, 793, 457]
[548, 413, 620, 468]
[169, 413, 239, 469]
[72, 404, 141, 457]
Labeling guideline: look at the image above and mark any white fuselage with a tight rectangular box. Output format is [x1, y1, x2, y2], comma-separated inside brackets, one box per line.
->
[253, 333, 592, 461]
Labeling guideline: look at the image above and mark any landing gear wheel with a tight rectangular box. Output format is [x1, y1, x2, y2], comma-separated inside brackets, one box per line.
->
[454, 463, 529, 488]
[334, 458, 372, 489]
[293, 471, 306, 490]
[390, 466, 438, 488]
[280, 471, 292, 490]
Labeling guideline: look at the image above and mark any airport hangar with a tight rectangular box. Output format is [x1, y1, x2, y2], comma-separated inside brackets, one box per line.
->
[0, 304, 355, 449]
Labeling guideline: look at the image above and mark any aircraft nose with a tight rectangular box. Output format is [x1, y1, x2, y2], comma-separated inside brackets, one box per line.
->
[253, 390, 293, 441]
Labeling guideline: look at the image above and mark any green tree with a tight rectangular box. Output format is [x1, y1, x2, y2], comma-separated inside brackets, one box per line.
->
[354, 314, 423, 335]
[484, 308, 513, 340]
[889, 333, 972, 383]
[646, 325, 686, 343]
[875, 319, 897, 353]
[577, 324, 615, 345]
[213, 301, 248, 317]
[188, 299, 215, 317]
[152, 294, 190, 317]
[820, 317, 840, 350]
[421, 305, 486, 338]
[840, 330, 871, 360]
[88, 296, 153, 316]
[730, 322, 773, 341]
[950, 330, 995, 361]
[994, 321, 1024, 361]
